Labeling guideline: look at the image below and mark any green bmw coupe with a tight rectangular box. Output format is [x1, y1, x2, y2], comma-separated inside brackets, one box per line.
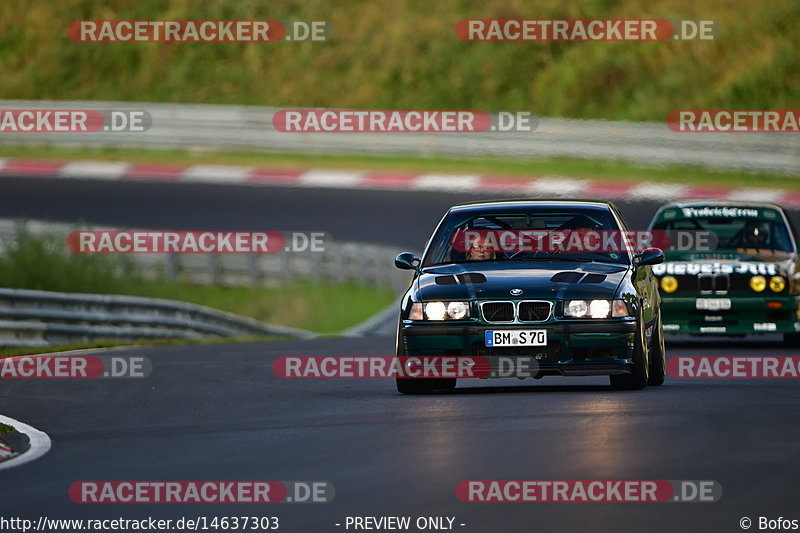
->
[394, 200, 666, 394]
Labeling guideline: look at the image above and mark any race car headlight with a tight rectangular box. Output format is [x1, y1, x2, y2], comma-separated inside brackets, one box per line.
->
[589, 299, 611, 318]
[423, 301, 470, 320]
[447, 301, 470, 319]
[660, 275, 678, 293]
[565, 299, 620, 318]
[424, 302, 447, 320]
[565, 300, 589, 318]
[769, 276, 786, 292]
[750, 275, 767, 292]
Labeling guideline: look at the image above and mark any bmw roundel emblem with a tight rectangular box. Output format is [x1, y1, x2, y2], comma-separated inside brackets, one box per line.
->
[510, 288, 523, 296]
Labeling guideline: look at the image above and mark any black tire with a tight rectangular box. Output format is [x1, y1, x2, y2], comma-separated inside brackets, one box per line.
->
[394, 322, 447, 394]
[784, 333, 800, 347]
[396, 376, 436, 394]
[647, 311, 666, 386]
[434, 378, 457, 391]
[610, 308, 649, 391]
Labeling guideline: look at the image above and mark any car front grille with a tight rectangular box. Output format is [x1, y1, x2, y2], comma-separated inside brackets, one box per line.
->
[698, 273, 729, 293]
[481, 302, 514, 322]
[518, 301, 551, 322]
[480, 300, 552, 323]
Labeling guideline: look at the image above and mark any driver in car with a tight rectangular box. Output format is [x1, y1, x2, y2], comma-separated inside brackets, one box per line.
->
[740, 220, 770, 248]
[466, 234, 496, 261]
[736, 220, 779, 259]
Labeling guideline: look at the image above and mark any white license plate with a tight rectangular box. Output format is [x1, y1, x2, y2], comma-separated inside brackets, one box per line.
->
[485, 330, 547, 347]
[696, 298, 731, 311]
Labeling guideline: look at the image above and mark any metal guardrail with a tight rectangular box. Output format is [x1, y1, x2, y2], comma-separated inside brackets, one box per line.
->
[0, 219, 411, 293]
[0, 219, 413, 346]
[0, 100, 797, 174]
[0, 287, 317, 347]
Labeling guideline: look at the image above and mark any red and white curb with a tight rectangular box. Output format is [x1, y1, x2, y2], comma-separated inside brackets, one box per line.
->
[0, 414, 52, 471]
[0, 441, 13, 459]
[1, 157, 797, 206]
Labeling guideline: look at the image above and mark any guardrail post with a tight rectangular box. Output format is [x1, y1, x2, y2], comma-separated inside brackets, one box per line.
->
[280, 251, 292, 284]
[247, 254, 260, 285]
[165, 254, 179, 281]
[208, 253, 221, 285]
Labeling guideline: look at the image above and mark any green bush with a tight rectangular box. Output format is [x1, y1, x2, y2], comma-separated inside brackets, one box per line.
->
[0, 225, 142, 293]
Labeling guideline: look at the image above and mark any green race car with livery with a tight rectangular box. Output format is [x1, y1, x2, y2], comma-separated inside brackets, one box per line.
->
[648, 201, 800, 344]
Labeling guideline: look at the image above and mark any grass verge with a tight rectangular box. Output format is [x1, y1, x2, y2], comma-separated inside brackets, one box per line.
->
[0, 144, 796, 190]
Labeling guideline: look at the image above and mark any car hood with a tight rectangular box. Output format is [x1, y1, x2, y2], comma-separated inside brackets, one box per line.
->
[416, 261, 629, 301]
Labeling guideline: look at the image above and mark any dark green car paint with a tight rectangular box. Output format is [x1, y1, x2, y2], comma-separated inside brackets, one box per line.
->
[648, 201, 800, 339]
[395, 200, 664, 381]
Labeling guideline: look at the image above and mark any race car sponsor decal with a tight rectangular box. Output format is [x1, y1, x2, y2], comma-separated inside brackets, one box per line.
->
[679, 206, 760, 218]
[753, 322, 778, 331]
[652, 262, 779, 276]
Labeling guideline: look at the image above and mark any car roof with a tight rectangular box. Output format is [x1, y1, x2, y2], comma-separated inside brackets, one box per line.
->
[448, 199, 615, 214]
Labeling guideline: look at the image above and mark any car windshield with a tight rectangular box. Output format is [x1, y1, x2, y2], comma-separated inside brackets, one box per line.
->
[422, 208, 631, 267]
[652, 207, 795, 254]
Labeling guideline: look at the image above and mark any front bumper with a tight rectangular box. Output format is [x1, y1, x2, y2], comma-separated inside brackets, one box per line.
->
[661, 295, 800, 335]
[401, 320, 637, 377]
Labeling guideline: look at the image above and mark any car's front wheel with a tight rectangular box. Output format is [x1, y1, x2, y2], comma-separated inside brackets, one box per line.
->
[610, 309, 649, 391]
[783, 332, 800, 347]
[647, 310, 666, 386]
[394, 323, 456, 394]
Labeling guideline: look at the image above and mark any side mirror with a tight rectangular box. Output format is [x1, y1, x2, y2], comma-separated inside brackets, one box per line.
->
[635, 247, 665, 267]
[395, 252, 420, 271]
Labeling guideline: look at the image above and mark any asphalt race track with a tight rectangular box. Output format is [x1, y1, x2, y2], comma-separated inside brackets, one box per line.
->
[1, 175, 799, 532]
[0, 176, 689, 249]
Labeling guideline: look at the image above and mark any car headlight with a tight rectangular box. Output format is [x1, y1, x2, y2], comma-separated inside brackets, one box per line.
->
[769, 276, 786, 292]
[423, 301, 470, 320]
[564, 299, 618, 319]
[660, 275, 678, 293]
[424, 301, 447, 320]
[565, 300, 589, 317]
[589, 299, 611, 318]
[447, 301, 469, 319]
[750, 275, 767, 292]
